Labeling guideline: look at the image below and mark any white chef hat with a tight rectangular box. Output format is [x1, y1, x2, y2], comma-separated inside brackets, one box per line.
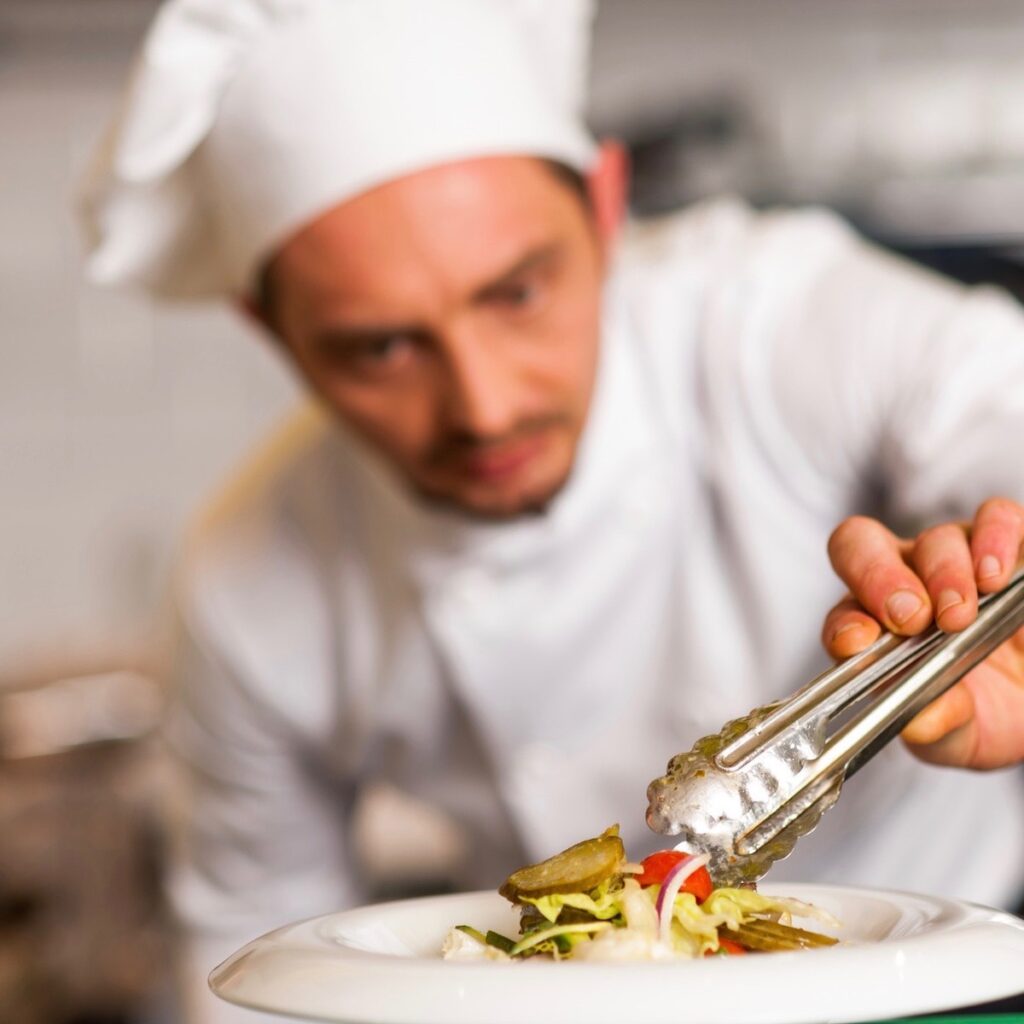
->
[78, 0, 597, 301]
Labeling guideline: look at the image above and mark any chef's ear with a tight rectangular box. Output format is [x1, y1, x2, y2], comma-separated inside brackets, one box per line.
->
[235, 294, 261, 323]
[235, 294, 276, 339]
[586, 139, 630, 249]
[235, 264, 279, 339]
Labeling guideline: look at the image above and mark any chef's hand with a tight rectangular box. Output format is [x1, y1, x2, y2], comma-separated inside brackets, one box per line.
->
[822, 499, 1024, 770]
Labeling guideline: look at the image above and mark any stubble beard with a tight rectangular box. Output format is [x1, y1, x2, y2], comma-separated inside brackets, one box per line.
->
[411, 461, 574, 523]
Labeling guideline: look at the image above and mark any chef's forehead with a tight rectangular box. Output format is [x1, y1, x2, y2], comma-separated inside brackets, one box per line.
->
[254, 156, 591, 321]
[80, 0, 597, 302]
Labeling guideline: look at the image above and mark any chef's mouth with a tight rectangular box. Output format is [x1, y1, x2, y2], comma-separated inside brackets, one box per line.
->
[454, 429, 552, 483]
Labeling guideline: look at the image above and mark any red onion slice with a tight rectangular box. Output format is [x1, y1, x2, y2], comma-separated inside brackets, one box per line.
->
[655, 853, 711, 945]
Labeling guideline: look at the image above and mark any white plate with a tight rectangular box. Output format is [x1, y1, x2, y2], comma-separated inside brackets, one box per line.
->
[209, 884, 1024, 1024]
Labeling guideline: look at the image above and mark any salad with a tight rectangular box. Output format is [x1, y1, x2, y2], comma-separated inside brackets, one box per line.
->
[443, 826, 839, 962]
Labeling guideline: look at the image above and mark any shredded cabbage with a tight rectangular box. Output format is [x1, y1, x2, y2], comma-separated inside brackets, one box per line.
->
[666, 892, 722, 956]
[619, 878, 658, 937]
[441, 927, 510, 961]
[520, 877, 623, 923]
[517, 879, 825, 958]
[573, 926, 676, 962]
[702, 888, 841, 930]
[509, 921, 612, 956]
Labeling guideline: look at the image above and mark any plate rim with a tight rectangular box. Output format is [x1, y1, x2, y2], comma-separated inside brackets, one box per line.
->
[209, 882, 1024, 1024]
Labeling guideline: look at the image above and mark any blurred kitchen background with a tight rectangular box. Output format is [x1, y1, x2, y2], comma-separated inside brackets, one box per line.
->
[2, 1, 1024, 1021]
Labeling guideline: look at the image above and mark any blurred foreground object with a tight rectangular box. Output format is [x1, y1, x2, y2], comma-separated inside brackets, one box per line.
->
[0, 665, 173, 1024]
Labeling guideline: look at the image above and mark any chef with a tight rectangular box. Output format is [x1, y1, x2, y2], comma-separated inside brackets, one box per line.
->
[79, 1, 1024, 1020]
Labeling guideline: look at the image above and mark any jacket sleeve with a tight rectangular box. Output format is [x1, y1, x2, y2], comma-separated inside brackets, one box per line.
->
[163, 585, 360, 1024]
[760, 217, 1024, 529]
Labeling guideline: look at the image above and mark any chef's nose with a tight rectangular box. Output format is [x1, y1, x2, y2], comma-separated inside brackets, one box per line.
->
[441, 326, 521, 437]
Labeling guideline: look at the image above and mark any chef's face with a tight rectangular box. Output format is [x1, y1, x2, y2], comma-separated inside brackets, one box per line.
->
[263, 151, 620, 519]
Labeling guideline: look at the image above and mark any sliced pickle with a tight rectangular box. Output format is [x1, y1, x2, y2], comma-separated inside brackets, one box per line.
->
[499, 825, 625, 903]
[730, 918, 838, 952]
[519, 904, 599, 932]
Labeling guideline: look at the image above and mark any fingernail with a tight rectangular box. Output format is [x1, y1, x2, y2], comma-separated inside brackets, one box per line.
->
[935, 588, 964, 618]
[830, 622, 863, 644]
[886, 590, 924, 626]
[977, 554, 1002, 580]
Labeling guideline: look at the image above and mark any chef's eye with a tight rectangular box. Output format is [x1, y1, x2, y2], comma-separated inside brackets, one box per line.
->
[497, 281, 535, 305]
[317, 332, 419, 379]
[489, 276, 546, 314]
[360, 335, 409, 360]
[350, 335, 417, 373]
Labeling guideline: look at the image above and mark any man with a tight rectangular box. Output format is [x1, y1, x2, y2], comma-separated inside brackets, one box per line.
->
[80, 1, 1024, 1020]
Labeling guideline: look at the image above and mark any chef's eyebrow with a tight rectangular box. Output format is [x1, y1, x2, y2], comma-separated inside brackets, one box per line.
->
[472, 243, 562, 303]
[311, 243, 564, 353]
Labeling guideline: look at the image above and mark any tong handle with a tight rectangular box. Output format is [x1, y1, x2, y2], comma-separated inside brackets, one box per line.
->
[721, 568, 1024, 773]
[716, 629, 938, 770]
[839, 567, 1024, 779]
[730, 568, 1024, 857]
[645, 569, 1024, 880]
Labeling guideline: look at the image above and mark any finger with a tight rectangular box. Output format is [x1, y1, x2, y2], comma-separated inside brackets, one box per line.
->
[903, 718, 978, 768]
[901, 682, 975, 746]
[901, 682, 977, 766]
[970, 497, 1024, 594]
[828, 516, 932, 635]
[902, 639, 1024, 769]
[910, 523, 978, 632]
[822, 597, 882, 659]
[1013, 625, 1024, 657]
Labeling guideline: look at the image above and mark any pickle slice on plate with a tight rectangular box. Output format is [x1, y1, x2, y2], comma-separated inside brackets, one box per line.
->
[731, 918, 838, 951]
[499, 825, 625, 902]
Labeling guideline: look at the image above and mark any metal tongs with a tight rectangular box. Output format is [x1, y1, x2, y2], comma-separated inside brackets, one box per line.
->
[646, 568, 1024, 886]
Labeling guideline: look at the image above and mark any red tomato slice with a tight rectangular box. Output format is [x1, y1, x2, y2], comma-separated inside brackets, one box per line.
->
[635, 851, 683, 887]
[635, 851, 713, 902]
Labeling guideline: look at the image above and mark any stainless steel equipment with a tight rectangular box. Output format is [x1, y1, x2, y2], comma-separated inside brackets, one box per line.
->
[0, 669, 171, 1024]
[646, 570, 1024, 886]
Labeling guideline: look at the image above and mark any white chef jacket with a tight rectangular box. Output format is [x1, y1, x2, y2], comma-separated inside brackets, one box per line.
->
[166, 200, 1024, 1023]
